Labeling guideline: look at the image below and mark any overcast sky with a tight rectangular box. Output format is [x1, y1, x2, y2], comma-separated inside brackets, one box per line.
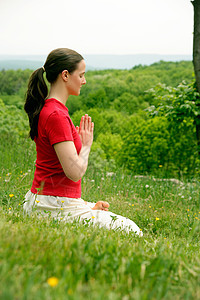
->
[0, 0, 193, 56]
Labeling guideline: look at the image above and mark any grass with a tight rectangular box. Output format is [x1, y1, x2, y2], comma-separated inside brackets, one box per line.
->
[0, 138, 200, 300]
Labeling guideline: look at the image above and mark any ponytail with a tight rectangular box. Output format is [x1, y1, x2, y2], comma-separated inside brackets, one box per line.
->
[24, 67, 48, 140]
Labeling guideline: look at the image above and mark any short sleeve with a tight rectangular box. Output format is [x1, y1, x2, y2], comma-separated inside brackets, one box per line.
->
[45, 111, 73, 145]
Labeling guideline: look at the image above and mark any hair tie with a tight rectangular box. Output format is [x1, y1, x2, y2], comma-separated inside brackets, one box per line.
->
[42, 66, 45, 72]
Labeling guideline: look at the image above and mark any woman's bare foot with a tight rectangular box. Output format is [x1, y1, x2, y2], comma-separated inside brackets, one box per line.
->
[92, 201, 110, 211]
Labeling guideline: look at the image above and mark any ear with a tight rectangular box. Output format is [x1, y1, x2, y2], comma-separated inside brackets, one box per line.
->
[61, 70, 69, 82]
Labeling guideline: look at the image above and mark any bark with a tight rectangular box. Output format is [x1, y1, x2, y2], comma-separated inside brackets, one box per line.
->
[191, 0, 200, 155]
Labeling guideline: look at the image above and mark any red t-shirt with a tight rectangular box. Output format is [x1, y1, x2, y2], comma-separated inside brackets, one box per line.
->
[31, 98, 82, 198]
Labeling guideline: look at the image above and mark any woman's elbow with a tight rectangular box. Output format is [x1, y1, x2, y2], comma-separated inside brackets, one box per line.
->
[63, 169, 83, 182]
[71, 175, 81, 182]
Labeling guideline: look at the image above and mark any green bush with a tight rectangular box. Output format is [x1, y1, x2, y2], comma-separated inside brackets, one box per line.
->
[96, 132, 123, 162]
[120, 115, 198, 177]
[0, 94, 24, 109]
[0, 98, 28, 142]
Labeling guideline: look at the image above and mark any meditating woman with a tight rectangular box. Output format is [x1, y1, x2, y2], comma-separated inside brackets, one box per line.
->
[23, 48, 142, 236]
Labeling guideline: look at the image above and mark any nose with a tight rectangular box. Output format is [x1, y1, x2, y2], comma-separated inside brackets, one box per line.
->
[82, 77, 86, 85]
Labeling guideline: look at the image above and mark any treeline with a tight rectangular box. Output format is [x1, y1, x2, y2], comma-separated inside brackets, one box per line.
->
[0, 60, 199, 178]
[0, 61, 194, 111]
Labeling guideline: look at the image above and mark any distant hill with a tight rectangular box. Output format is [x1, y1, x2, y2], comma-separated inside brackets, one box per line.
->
[0, 54, 192, 71]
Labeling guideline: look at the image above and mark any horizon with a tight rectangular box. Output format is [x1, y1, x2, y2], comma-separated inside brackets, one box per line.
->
[0, 53, 192, 71]
[0, 53, 192, 57]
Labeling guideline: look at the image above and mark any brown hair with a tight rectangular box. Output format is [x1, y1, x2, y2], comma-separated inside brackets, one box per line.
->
[24, 48, 83, 140]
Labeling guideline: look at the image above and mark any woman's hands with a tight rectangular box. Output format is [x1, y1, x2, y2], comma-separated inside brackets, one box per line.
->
[76, 114, 94, 147]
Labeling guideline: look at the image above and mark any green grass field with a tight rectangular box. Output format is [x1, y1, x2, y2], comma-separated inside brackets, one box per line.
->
[0, 138, 200, 300]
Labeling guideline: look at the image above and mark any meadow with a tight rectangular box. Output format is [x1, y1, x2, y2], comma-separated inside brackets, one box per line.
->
[0, 61, 199, 299]
[0, 137, 199, 300]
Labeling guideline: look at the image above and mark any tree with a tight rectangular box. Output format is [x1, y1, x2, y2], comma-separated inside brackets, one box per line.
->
[191, 0, 200, 154]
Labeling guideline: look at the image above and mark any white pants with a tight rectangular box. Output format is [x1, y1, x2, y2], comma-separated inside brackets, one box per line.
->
[23, 190, 143, 236]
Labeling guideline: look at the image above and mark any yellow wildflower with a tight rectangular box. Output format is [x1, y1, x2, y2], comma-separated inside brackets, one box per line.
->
[187, 209, 190, 211]
[60, 208, 63, 210]
[149, 205, 151, 208]
[155, 217, 160, 221]
[91, 216, 95, 219]
[35, 200, 40, 203]
[9, 208, 11, 210]
[159, 165, 163, 168]
[47, 277, 59, 287]
[132, 204, 134, 206]
[61, 200, 65, 203]
[68, 288, 73, 295]
[9, 194, 14, 198]
[164, 237, 166, 239]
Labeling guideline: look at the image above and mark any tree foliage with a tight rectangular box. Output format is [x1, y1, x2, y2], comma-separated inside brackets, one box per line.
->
[146, 81, 200, 122]
[146, 81, 200, 156]
[0, 61, 199, 177]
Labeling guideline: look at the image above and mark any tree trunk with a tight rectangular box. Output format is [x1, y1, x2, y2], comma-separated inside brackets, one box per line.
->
[191, 0, 200, 155]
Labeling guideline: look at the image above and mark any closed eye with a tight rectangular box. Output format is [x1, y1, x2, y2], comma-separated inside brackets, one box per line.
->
[80, 72, 85, 78]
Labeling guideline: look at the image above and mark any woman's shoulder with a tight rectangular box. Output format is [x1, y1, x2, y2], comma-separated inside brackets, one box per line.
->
[41, 98, 69, 120]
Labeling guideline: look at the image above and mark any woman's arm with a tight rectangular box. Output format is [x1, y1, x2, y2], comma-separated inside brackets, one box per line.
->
[54, 114, 94, 182]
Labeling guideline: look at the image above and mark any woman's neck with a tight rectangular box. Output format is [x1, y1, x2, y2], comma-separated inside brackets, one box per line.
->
[48, 82, 69, 105]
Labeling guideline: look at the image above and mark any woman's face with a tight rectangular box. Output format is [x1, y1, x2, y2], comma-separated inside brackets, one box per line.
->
[67, 59, 86, 96]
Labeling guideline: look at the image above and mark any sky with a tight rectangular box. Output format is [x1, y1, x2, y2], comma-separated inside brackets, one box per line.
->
[0, 0, 193, 56]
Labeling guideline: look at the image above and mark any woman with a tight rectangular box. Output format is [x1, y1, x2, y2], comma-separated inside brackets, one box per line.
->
[23, 48, 143, 236]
